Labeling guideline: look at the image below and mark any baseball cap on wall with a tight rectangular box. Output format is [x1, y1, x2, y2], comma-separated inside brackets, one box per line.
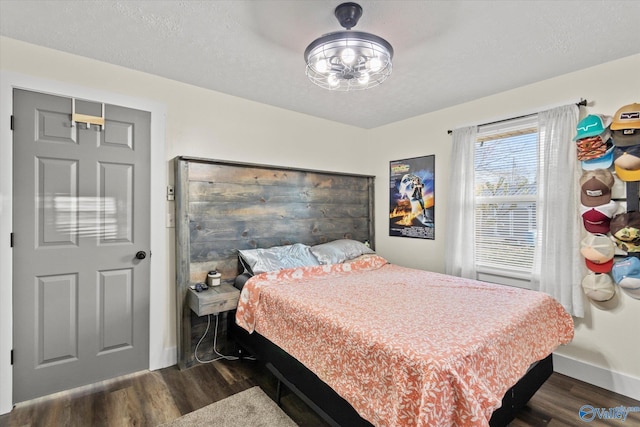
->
[585, 257, 613, 273]
[580, 201, 618, 234]
[612, 257, 640, 299]
[582, 145, 614, 170]
[614, 164, 640, 182]
[614, 144, 640, 170]
[611, 128, 640, 147]
[580, 233, 615, 264]
[610, 212, 640, 253]
[579, 169, 615, 207]
[619, 278, 640, 299]
[612, 257, 640, 282]
[610, 103, 640, 131]
[613, 144, 640, 182]
[574, 114, 612, 141]
[576, 135, 611, 161]
[581, 272, 616, 302]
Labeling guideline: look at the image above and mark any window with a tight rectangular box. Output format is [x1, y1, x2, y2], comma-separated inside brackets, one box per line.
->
[474, 115, 538, 282]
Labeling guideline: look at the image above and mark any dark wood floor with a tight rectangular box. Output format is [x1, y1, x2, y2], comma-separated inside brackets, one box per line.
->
[1, 357, 639, 427]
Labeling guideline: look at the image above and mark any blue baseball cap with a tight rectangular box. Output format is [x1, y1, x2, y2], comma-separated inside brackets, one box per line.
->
[611, 256, 640, 283]
[612, 257, 640, 299]
[582, 145, 614, 170]
[574, 115, 612, 141]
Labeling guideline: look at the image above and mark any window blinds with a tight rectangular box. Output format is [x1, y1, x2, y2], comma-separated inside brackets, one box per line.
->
[474, 115, 538, 273]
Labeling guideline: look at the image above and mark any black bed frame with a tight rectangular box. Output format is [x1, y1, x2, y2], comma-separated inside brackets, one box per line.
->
[229, 317, 553, 427]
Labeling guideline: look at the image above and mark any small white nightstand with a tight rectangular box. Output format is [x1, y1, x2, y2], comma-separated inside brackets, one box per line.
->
[187, 283, 240, 316]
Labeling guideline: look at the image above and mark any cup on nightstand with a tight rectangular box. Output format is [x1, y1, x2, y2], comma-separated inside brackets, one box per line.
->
[207, 270, 222, 287]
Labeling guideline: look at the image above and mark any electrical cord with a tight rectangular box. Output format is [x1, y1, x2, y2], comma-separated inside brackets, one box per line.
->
[194, 313, 239, 363]
[194, 313, 255, 363]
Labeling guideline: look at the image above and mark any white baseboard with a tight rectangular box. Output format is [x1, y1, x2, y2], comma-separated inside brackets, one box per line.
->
[553, 353, 640, 401]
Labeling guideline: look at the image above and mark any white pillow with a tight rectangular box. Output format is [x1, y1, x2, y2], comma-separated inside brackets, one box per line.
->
[238, 243, 319, 275]
[310, 239, 374, 265]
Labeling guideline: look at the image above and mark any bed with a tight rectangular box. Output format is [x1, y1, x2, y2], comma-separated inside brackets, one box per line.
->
[172, 157, 574, 425]
[230, 245, 574, 427]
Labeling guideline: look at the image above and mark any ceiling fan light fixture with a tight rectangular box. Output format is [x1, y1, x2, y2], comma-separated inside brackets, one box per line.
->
[304, 2, 393, 91]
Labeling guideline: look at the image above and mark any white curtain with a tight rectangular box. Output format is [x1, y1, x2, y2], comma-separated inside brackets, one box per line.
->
[531, 105, 584, 318]
[444, 126, 477, 279]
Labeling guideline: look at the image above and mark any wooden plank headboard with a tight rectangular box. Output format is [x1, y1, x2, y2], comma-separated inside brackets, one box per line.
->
[174, 156, 375, 367]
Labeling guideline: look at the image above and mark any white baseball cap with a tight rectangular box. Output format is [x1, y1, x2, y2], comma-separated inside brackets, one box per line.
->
[581, 272, 616, 302]
[580, 233, 615, 264]
[618, 277, 640, 299]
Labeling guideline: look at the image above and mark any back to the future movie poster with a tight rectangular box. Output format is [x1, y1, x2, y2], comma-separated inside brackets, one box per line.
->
[389, 155, 435, 239]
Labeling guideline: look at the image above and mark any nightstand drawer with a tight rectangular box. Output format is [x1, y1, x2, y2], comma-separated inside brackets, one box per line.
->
[187, 283, 240, 316]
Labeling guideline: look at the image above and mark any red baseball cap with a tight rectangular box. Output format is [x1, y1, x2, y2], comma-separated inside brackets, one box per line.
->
[585, 258, 613, 273]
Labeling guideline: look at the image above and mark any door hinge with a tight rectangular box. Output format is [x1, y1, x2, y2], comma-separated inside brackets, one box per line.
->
[10, 233, 14, 248]
[10, 115, 14, 131]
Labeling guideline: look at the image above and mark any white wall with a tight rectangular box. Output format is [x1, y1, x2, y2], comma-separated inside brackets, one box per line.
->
[1, 37, 638, 413]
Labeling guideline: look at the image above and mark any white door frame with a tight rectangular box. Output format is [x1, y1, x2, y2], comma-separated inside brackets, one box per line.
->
[0, 71, 171, 414]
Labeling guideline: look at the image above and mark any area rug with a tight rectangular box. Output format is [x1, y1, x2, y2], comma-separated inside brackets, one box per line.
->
[158, 386, 298, 427]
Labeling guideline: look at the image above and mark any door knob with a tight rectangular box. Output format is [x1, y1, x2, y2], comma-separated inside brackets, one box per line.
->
[135, 251, 147, 260]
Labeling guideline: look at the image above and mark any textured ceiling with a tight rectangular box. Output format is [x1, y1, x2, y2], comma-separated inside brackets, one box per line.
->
[1, 0, 639, 129]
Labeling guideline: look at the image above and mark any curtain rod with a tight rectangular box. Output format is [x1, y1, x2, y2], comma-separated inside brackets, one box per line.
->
[446, 99, 587, 135]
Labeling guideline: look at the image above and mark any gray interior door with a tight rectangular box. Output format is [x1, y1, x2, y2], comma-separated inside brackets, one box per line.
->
[12, 89, 151, 402]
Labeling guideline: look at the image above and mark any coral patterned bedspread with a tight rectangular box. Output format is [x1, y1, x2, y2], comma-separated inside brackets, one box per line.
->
[236, 255, 574, 427]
